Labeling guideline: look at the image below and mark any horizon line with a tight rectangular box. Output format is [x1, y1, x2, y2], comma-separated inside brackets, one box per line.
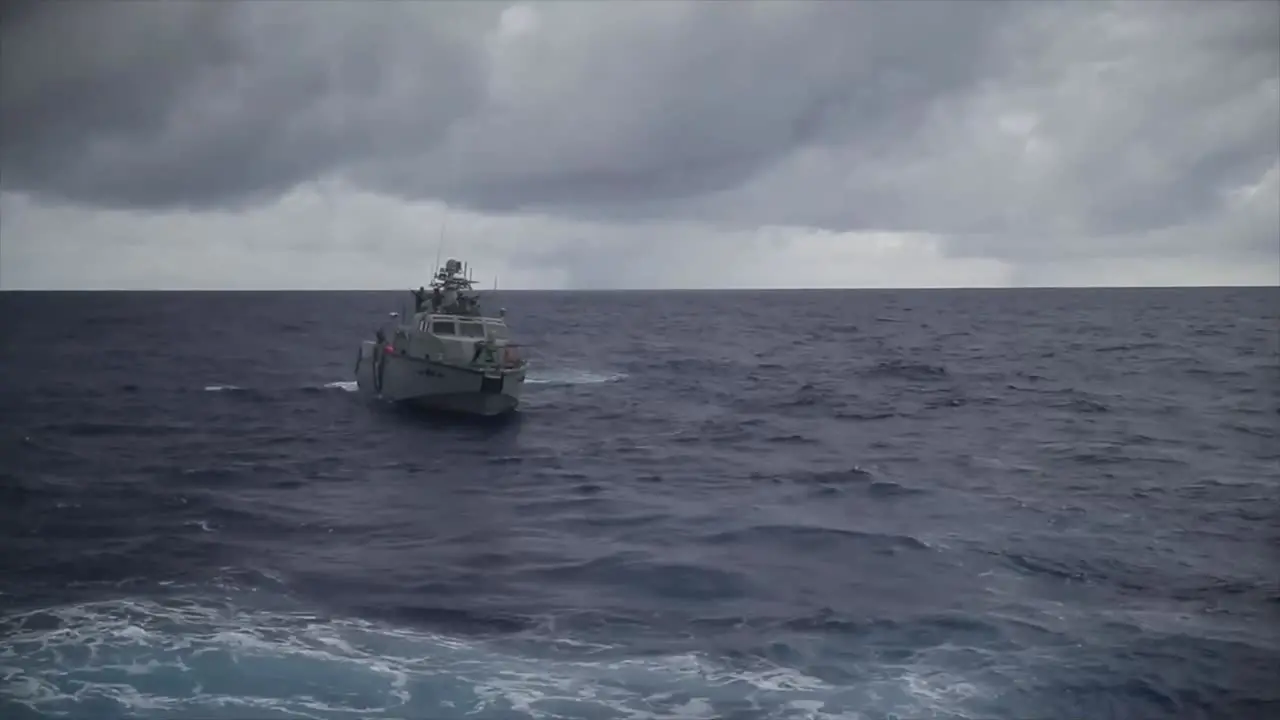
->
[1, 284, 1276, 293]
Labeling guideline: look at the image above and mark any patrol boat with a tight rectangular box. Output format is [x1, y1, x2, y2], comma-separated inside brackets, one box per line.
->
[354, 258, 527, 416]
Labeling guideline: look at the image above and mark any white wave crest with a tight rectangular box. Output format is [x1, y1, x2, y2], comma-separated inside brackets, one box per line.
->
[1, 597, 984, 720]
[198, 374, 618, 395]
[525, 370, 628, 387]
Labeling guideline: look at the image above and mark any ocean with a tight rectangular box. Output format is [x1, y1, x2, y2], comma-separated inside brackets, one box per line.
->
[1, 287, 1277, 720]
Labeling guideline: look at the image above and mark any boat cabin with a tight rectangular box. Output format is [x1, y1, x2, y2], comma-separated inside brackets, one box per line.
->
[415, 313, 509, 341]
[380, 257, 522, 370]
[392, 311, 516, 368]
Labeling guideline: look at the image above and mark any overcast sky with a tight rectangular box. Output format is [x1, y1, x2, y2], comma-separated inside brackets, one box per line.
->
[2, 0, 1277, 290]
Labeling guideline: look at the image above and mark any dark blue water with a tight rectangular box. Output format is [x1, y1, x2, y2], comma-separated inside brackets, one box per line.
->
[1, 287, 1277, 720]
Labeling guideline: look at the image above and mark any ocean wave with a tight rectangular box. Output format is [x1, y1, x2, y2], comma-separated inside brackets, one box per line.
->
[700, 525, 932, 554]
[4, 288, 1278, 720]
[0, 596, 990, 720]
[198, 372, 625, 395]
[525, 370, 628, 386]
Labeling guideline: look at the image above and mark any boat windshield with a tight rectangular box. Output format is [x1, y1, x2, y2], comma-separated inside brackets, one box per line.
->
[485, 323, 509, 340]
[457, 322, 486, 338]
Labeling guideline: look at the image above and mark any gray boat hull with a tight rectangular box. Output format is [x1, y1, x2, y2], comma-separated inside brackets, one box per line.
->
[354, 341, 526, 417]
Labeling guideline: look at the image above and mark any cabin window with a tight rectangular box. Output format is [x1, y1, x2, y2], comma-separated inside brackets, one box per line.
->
[431, 321, 457, 336]
[485, 324, 509, 340]
[458, 322, 485, 338]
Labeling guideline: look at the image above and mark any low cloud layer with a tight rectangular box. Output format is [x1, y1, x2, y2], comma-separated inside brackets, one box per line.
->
[2, 0, 1276, 289]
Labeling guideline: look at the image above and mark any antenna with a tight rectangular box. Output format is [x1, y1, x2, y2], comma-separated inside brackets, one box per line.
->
[433, 210, 448, 276]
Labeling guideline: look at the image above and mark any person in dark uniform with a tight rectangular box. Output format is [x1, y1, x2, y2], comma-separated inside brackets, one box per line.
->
[411, 286, 427, 312]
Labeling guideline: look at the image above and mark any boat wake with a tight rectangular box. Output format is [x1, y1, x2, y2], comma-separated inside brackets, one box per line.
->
[204, 381, 362, 394]
[525, 370, 628, 386]
[201, 373, 625, 395]
[1, 596, 983, 720]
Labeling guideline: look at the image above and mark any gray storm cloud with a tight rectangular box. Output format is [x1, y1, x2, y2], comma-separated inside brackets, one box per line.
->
[1, 1, 1004, 215]
[1, 0, 1277, 269]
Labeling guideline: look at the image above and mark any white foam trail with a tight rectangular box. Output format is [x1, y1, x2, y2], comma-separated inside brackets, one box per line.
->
[1, 597, 985, 720]
[525, 370, 628, 386]
[205, 382, 359, 393]
[315, 373, 620, 392]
